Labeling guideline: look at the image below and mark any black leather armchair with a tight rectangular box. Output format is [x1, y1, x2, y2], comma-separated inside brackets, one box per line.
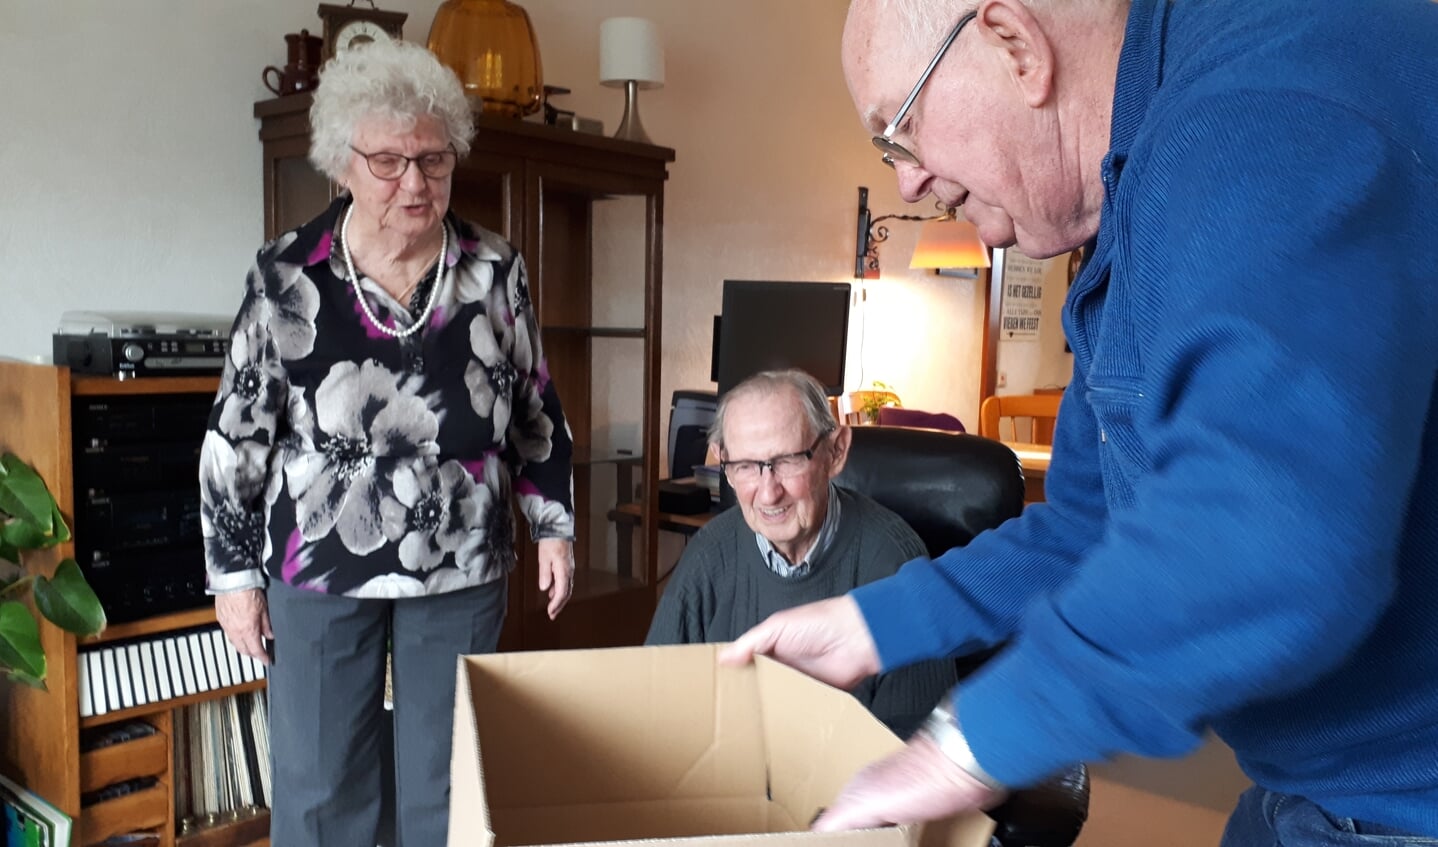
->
[837, 426, 1025, 555]
[836, 425, 1090, 847]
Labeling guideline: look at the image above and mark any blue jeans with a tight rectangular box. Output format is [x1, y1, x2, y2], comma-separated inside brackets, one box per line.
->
[1222, 787, 1438, 847]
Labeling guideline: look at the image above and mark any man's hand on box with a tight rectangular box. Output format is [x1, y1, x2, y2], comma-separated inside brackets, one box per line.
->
[812, 734, 1003, 831]
[719, 595, 881, 690]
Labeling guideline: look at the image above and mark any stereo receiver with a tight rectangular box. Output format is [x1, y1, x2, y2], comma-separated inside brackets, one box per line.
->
[53, 311, 231, 377]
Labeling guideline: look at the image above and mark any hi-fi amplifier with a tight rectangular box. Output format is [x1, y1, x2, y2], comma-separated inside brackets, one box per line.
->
[53, 311, 230, 377]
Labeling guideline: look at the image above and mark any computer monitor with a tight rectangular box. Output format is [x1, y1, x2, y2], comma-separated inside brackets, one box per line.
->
[715, 280, 852, 396]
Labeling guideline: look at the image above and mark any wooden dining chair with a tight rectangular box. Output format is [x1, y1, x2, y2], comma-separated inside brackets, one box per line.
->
[980, 393, 1062, 445]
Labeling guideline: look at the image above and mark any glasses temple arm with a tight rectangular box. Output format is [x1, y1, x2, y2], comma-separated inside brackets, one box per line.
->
[881, 12, 974, 136]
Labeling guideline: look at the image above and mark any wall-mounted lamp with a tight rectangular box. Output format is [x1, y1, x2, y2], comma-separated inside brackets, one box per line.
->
[854, 186, 990, 279]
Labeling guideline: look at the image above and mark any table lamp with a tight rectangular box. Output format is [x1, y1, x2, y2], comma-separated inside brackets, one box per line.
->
[599, 17, 664, 144]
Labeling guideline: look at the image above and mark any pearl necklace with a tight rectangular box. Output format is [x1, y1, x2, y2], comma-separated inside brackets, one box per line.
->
[341, 204, 447, 339]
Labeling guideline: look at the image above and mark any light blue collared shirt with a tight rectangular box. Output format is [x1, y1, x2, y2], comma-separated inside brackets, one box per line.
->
[753, 483, 841, 579]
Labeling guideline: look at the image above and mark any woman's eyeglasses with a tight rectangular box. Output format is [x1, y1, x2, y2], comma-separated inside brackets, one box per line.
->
[350, 145, 459, 180]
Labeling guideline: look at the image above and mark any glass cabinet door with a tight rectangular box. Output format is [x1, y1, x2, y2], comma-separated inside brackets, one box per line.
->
[517, 162, 663, 650]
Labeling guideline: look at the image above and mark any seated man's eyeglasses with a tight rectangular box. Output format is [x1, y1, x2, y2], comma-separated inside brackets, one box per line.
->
[721, 431, 832, 485]
[873, 11, 977, 169]
[350, 145, 459, 180]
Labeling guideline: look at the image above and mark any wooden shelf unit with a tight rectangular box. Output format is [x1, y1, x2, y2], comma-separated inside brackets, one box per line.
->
[0, 362, 255, 847]
[610, 501, 715, 534]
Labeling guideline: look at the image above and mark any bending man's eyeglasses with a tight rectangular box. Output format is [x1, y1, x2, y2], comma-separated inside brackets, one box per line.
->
[873, 11, 977, 169]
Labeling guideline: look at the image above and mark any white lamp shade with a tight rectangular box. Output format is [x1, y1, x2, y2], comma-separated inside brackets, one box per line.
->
[909, 218, 991, 269]
[600, 17, 665, 89]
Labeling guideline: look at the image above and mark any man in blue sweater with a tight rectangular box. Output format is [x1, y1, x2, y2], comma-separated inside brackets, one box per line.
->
[724, 0, 1438, 843]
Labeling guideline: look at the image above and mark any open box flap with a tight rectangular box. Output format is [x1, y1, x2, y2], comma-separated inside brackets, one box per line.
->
[754, 657, 906, 826]
[451, 657, 495, 847]
[754, 656, 994, 847]
[467, 645, 769, 810]
[513, 823, 918, 847]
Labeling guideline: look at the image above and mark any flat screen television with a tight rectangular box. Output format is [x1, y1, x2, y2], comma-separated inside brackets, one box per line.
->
[715, 280, 852, 396]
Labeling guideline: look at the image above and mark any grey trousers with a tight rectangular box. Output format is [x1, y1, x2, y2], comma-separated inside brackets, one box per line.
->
[266, 577, 507, 847]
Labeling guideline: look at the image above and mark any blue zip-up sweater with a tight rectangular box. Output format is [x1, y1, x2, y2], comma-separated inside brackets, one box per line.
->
[853, 0, 1438, 831]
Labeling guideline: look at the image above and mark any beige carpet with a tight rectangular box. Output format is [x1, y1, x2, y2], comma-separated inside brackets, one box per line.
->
[1074, 739, 1250, 847]
[1075, 777, 1233, 847]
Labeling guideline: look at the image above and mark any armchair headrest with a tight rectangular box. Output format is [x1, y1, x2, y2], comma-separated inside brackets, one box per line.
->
[836, 426, 1025, 557]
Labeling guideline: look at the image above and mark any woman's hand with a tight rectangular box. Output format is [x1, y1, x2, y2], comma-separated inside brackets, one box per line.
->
[537, 539, 576, 620]
[215, 588, 274, 665]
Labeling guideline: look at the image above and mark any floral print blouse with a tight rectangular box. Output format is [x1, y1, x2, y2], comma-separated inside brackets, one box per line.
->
[200, 196, 575, 599]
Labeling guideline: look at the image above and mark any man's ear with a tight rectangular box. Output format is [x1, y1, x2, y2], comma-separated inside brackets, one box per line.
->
[826, 425, 854, 478]
[974, 0, 1055, 109]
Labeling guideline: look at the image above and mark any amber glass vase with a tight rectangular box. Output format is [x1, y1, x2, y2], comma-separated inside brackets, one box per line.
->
[428, 0, 544, 117]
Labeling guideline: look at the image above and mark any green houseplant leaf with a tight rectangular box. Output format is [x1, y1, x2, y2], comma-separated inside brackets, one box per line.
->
[0, 454, 57, 535]
[0, 600, 47, 688]
[34, 559, 106, 637]
[0, 451, 106, 686]
[2, 516, 53, 551]
[49, 501, 72, 544]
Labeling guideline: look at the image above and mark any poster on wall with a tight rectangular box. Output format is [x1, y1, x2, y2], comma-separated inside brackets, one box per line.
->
[999, 251, 1045, 340]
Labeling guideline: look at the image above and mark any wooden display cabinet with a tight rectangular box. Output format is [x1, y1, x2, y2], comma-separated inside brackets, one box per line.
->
[0, 362, 267, 847]
[254, 96, 675, 650]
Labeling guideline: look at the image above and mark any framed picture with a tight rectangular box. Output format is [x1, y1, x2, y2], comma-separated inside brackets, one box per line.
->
[982, 246, 1079, 398]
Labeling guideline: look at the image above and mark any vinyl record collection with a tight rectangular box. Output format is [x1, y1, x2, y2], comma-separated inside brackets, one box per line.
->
[173, 690, 271, 836]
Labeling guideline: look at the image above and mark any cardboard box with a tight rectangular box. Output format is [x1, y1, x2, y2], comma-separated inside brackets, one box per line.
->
[449, 644, 994, 847]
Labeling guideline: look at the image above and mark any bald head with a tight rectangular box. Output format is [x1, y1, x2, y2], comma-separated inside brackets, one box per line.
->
[846, 0, 959, 61]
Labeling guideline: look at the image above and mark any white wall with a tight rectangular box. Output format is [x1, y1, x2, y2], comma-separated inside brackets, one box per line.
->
[0, 0, 986, 430]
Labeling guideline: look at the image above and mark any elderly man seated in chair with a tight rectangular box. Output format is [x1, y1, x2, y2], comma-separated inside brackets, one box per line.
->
[647, 368, 956, 737]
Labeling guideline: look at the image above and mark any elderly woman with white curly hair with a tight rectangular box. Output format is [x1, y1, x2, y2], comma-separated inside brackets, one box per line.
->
[199, 39, 576, 845]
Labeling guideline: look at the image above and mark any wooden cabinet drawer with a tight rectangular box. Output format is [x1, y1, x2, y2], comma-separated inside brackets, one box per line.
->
[80, 780, 169, 845]
[81, 730, 169, 793]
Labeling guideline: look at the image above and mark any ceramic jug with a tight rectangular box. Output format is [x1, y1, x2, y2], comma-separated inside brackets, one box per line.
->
[263, 29, 324, 96]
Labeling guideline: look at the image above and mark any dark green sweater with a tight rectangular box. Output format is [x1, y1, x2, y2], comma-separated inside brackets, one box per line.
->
[646, 486, 958, 738]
